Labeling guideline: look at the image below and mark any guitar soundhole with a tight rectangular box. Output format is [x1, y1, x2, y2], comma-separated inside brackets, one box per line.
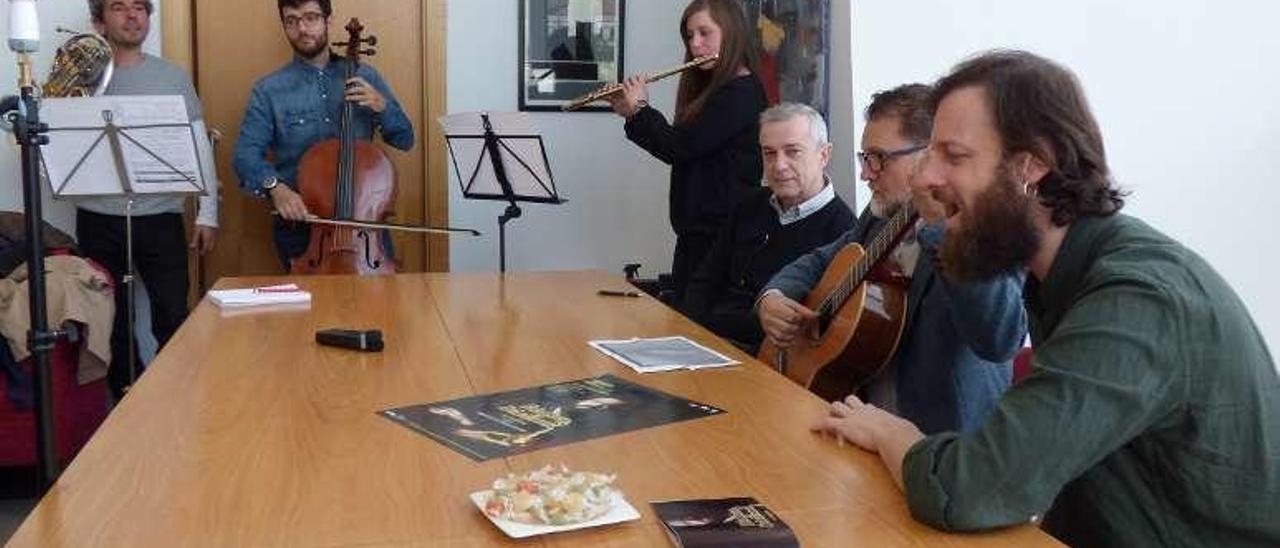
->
[818, 311, 833, 337]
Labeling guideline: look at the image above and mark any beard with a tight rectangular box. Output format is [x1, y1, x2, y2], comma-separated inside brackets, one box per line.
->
[938, 164, 1041, 284]
[868, 193, 901, 219]
[868, 187, 910, 219]
[105, 27, 146, 49]
[290, 30, 329, 59]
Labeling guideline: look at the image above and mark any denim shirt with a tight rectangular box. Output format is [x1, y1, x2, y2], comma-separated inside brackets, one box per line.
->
[762, 210, 1023, 433]
[233, 55, 414, 196]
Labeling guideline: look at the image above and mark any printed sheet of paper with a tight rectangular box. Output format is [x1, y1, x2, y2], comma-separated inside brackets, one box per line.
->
[590, 336, 739, 373]
[41, 95, 206, 197]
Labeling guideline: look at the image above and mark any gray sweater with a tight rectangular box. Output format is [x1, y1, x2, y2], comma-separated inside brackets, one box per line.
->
[72, 54, 218, 227]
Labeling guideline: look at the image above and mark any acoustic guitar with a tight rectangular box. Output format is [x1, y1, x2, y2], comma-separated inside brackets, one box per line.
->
[757, 203, 919, 401]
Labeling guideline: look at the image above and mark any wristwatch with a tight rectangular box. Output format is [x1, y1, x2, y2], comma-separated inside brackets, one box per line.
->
[262, 176, 281, 193]
[627, 99, 649, 119]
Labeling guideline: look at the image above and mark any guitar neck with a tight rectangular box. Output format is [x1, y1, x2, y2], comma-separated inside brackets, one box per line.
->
[820, 204, 919, 315]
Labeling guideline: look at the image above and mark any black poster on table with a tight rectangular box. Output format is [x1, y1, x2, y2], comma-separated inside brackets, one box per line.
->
[380, 374, 725, 461]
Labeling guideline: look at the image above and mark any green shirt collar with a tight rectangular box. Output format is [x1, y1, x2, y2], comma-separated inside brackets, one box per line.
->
[1026, 214, 1121, 342]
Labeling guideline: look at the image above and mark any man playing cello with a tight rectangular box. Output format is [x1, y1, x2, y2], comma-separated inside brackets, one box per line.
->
[233, 0, 414, 270]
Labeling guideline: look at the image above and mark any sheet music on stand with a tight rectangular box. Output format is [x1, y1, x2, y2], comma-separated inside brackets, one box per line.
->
[39, 94, 209, 198]
[439, 111, 559, 204]
[440, 111, 564, 272]
[34, 94, 207, 391]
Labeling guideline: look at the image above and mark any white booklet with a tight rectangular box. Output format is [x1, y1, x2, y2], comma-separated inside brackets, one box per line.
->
[589, 336, 739, 373]
[207, 283, 312, 308]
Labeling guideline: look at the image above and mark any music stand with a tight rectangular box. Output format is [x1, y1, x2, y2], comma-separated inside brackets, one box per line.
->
[441, 111, 564, 272]
[39, 94, 209, 390]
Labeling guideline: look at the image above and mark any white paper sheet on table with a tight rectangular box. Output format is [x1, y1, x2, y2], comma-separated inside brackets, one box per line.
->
[589, 336, 739, 373]
[207, 283, 311, 308]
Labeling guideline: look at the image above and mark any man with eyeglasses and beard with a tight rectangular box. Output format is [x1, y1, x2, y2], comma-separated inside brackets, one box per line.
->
[813, 50, 1280, 547]
[758, 84, 1026, 435]
[233, 0, 413, 270]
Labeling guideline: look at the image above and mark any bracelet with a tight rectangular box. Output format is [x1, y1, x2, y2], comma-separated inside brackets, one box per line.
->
[627, 100, 649, 119]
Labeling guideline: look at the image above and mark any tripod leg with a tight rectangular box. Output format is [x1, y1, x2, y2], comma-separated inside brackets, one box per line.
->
[17, 84, 61, 490]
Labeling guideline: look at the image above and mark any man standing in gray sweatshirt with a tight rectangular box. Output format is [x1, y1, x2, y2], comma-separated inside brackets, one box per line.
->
[77, 0, 219, 398]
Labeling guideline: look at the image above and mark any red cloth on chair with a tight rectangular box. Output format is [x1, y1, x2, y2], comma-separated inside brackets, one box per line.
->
[1012, 346, 1034, 385]
[0, 340, 108, 466]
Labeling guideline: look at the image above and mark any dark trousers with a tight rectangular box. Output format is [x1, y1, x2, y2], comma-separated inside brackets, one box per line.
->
[76, 210, 189, 398]
[272, 218, 310, 271]
[670, 233, 716, 307]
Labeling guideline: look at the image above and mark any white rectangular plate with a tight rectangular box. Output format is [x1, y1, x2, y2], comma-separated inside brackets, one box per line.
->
[469, 490, 641, 538]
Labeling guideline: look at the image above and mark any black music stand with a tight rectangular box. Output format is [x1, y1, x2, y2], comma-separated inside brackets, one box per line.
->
[442, 111, 564, 272]
[40, 95, 209, 392]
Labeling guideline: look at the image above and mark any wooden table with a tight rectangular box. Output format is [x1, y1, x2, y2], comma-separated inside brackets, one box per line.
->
[6, 271, 1060, 547]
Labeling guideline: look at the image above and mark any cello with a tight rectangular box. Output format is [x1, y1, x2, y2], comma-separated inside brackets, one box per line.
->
[291, 18, 398, 275]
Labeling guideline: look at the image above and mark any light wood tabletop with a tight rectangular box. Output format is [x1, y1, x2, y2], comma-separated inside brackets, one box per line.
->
[6, 271, 1061, 547]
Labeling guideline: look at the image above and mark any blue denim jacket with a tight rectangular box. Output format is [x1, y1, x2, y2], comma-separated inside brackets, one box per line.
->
[233, 55, 414, 196]
[763, 209, 1026, 434]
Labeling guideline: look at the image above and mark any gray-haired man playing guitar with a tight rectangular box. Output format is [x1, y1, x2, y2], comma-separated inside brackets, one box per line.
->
[757, 84, 1026, 433]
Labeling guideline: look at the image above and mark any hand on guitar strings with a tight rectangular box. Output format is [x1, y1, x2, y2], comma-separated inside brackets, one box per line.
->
[758, 291, 819, 348]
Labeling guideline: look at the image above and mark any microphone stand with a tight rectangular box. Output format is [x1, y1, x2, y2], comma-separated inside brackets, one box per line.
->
[12, 52, 64, 492]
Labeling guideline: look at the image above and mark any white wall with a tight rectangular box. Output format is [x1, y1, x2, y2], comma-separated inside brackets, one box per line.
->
[447, 0, 856, 274]
[0, 1, 163, 232]
[852, 0, 1280, 353]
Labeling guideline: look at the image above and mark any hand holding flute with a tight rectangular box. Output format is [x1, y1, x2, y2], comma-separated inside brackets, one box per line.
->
[563, 54, 718, 112]
[605, 75, 651, 118]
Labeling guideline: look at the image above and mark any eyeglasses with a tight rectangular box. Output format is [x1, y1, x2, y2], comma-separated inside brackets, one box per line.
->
[857, 143, 927, 173]
[283, 12, 326, 29]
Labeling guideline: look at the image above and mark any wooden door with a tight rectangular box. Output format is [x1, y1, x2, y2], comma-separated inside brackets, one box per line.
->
[165, 0, 448, 285]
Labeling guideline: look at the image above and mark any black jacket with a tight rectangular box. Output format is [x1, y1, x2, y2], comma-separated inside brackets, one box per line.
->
[623, 75, 768, 238]
[681, 187, 855, 350]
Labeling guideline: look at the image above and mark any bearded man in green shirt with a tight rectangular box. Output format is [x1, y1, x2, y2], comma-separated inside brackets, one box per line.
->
[813, 49, 1280, 547]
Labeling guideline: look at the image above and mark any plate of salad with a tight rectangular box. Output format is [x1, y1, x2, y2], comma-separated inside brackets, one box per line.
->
[471, 464, 640, 538]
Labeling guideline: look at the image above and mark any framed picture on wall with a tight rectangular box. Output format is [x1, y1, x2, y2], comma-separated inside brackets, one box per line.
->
[518, 0, 626, 112]
[738, 0, 831, 118]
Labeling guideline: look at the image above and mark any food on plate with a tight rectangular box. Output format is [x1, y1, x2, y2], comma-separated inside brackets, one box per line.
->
[481, 465, 617, 525]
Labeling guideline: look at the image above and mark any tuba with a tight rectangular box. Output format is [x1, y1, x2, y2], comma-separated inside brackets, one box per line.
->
[42, 28, 114, 97]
